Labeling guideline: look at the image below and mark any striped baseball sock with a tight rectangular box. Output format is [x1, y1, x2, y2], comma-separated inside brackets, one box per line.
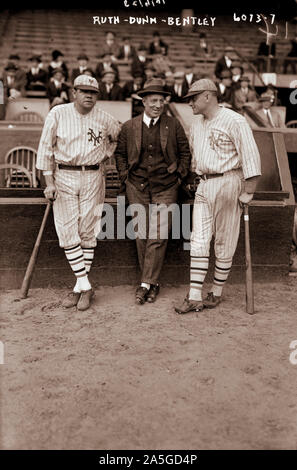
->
[82, 248, 95, 273]
[64, 245, 91, 293]
[211, 258, 233, 297]
[189, 256, 209, 301]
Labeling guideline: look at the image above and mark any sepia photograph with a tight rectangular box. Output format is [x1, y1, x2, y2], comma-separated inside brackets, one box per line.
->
[0, 0, 297, 455]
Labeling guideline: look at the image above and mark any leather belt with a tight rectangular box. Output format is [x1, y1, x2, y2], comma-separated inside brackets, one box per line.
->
[199, 173, 224, 181]
[58, 164, 100, 171]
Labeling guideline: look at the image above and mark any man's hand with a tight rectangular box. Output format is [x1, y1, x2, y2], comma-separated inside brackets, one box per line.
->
[239, 191, 254, 205]
[44, 184, 57, 201]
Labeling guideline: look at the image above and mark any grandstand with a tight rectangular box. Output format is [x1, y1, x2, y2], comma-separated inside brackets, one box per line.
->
[0, 8, 296, 287]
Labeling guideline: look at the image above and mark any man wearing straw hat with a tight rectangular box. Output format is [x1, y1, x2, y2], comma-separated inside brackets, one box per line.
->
[115, 78, 191, 305]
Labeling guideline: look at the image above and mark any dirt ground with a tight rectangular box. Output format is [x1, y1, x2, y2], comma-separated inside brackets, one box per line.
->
[1, 279, 297, 450]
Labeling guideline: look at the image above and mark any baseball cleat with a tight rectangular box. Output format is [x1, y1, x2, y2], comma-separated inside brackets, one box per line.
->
[135, 286, 149, 305]
[203, 292, 221, 308]
[147, 284, 160, 303]
[77, 289, 94, 311]
[175, 294, 204, 314]
[62, 291, 81, 308]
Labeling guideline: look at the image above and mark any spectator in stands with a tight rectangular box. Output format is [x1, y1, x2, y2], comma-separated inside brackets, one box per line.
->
[283, 36, 297, 74]
[26, 55, 48, 91]
[131, 44, 151, 79]
[122, 72, 144, 116]
[2, 61, 26, 99]
[164, 71, 175, 88]
[7, 54, 27, 90]
[122, 72, 144, 100]
[230, 61, 244, 85]
[255, 92, 284, 127]
[95, 52, 119, 83]
[117, 36, 137, 60]
[194, 33, 215, 57]
[152, 48, 172, 76]
[83, 69, 95, 78]
[101, 31, 120, 61]
[256, 41, 277, 73]
[216, 69, 233, 108]
[166, 70, 188, 103]
[183, 60, 199, 88]
[148, 31, 168, 56]
[48, 50, 69, 80]
[98, 69, 123, 101]
[214, 46, 234, 79]
[71, 54, 94, 82]
[46, 68, 70, 108]
[232, 75, 258, 113]
[264, 83, 281, 106]
[143, 64, 156, 83]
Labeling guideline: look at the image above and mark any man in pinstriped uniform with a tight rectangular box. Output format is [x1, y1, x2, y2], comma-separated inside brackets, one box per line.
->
[175, 79, 262, 314]
[36, 75, 120, 311]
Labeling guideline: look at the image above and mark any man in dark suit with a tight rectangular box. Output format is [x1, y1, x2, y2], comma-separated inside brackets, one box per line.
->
[71, 54, 94, 82]
[216, 69, 233, 108]
[26, 55, 48, 91]
[95, 52, 119, 83]
[114, 78, 191, 305]
[214, 46, 234, 79]
[165, 70, 188, 102]
[256, 41, 277, 73]
[117, 36, 137, 60]
[131, 44, 151, 80]
[46, 68, 70, 108]
[121, 72, 144, 116]
[98, 69, 123, 101]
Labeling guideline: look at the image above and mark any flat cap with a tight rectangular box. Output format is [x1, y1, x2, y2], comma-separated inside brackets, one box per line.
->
[74, 74, 99, 92]
[183, 78, 217, 99]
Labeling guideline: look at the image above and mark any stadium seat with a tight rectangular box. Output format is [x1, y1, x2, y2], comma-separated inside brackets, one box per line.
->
[14, 111, 44, 123]
[5, 146, 40, 188]
[0, 163, 33, 188]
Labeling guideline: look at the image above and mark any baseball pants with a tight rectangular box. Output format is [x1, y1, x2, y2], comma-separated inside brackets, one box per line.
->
[53, 167, 105, 248]
[191, 170, 243, 259]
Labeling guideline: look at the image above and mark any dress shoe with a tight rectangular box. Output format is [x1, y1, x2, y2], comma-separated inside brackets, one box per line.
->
[203, 292, 221, 308]
[147, 284, 160, 303]
[77, 289, 94, 311]
[135, 286, 149, 305]
[62, 291, 81, 308]
[175, 294, 204, 314]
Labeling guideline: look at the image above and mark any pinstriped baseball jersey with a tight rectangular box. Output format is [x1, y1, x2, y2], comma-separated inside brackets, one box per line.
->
[36, 102, 121, 171]
[189, 107, 261, 179]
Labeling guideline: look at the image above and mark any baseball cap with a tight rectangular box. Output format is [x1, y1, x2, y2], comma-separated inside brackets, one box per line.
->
[183, 78, 217, 99]
[74, 74, 99, 92]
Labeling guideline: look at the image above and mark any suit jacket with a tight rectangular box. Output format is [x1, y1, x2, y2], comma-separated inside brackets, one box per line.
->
[257, 42, 276, 56]
[2, 69, 27, 97]
[214, 56, 233, 79]
[194, 41, 215, 57]
[46, 81, 70, 104]
[26, 68, 48, 90]
[183, 74, 199, 89]
[114, 113, 191, 186]
[255, 108, 284, 128]
[117, 45, 137, 60]
[98, 82, 123, 101]
[121, 80, 143, 100]
[149, 39, 168, 56]
[165, 83, 188, 103]
[232, 87, 258, 111]
[95, 62, 119, 82]
[130, 56, 151, 78]
[216, 83, 233, 105]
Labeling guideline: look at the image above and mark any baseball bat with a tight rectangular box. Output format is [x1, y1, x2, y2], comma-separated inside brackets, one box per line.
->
[243, 204, 255, 314]
[20, 202, 52, 299]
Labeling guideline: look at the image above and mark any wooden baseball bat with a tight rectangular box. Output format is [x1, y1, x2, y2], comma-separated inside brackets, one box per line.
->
[20, 202, 51, 299]
[243, 204, 255, 314]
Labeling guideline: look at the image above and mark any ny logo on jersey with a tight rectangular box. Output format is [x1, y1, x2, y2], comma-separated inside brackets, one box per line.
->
[88, 128, 103, 147]
[209, 129, 231, 151]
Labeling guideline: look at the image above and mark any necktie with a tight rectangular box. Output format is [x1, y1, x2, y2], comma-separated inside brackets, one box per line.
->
[266, 110, 275, 127]
[149, 118, 155, 128]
